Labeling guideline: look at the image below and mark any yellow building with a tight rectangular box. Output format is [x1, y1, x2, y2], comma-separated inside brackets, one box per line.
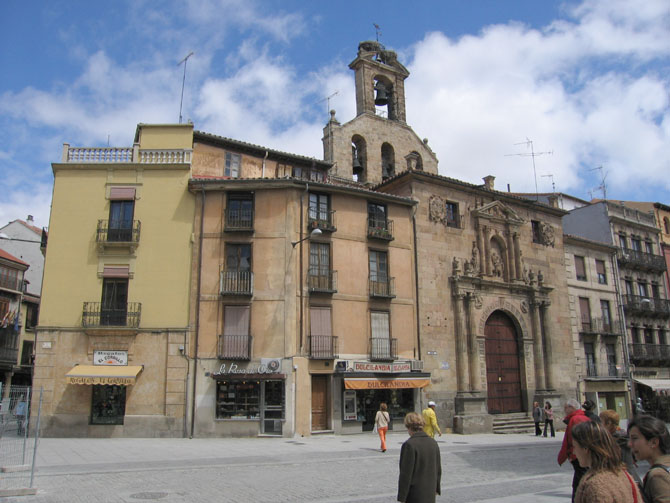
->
[35, 124, 195, 437]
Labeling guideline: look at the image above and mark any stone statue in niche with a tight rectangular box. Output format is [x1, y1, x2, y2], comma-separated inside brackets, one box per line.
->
[537, 270, 544, 286]
[464, 259, 473, 276]
[470, 241, 480, 274]
[452, 256, 460, 277]
[528, 269, 536, 285]
[491, 252, 503, 277]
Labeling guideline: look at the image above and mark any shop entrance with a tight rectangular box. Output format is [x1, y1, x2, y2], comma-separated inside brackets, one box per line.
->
[311, 375, 329, 431]
[355, 389, 414, 431]
[485, 311, 523, 414]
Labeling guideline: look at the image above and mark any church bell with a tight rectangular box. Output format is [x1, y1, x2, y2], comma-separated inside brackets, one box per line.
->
[374, 82, 389, 106]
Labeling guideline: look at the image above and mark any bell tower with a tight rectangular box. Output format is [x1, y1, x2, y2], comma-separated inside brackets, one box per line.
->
[349, 41, 409, 123]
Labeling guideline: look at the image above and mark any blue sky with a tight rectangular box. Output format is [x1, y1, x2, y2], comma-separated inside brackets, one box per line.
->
[1, 0, 669, 228]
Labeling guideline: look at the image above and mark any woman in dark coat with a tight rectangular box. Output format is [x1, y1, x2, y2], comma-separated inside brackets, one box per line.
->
[397, 412, 441, 503]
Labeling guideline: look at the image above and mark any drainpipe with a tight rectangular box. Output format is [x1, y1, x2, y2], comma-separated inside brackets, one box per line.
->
[190, 188, 205, 438]
[298, 183, 308, 354]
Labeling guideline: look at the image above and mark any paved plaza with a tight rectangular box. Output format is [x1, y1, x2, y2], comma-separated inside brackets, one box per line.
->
[0, 431, 579, 502]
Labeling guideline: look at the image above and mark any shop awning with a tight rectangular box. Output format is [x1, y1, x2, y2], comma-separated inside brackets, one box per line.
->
[634, 378, 670, 391]
[344, 377, 430, 390]
[66, 365, 143, 385]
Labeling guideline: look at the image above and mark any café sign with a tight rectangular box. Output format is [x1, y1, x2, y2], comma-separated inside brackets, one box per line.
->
[352, 362, 411, 373]
[93, 350, 128, 366]
[213, 360, 281, 376]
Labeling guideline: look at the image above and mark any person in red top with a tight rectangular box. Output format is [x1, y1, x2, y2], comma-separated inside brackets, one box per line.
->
[558, 398, 592, 502]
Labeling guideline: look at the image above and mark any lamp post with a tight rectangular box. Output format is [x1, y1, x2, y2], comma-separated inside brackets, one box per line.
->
[292, 228, 322, 248]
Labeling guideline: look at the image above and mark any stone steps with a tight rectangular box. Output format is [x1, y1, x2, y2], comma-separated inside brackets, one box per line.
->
[492, 413, 536, 434]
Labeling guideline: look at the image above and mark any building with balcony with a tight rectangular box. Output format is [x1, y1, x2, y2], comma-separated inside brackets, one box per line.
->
[564, 200, 670, 419]
[34, 124, 195, 437]
[0, 249, 28, 390]
[188, 130, 424, 437]
[563, 234, 630, 420]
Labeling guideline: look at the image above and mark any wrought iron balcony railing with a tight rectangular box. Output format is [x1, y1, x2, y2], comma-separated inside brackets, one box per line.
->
[370, 337, 398, 362]
[367, 219, 394, 241]
[308, 209, 337, 233]
[96, 219, 141, 244]
[629, 343, 670, 362]
[218, 334, 252, 360]
[584, 361, 624, 378]
[308, 335, 339, 359]
[0, 327, 19, 365]
[579, 317, 625, 336]
[308, 269, 337, 293]
[220, 270, 254, 296]
[369, 277, 396, 299]
[224, 208, 254, 232]
[618, 248, 666, 272]
[82, 302, 142, 328]
[623, 295, 670, 317]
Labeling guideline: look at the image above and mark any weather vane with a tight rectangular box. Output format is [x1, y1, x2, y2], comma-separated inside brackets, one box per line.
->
[373, 24, 381, 42]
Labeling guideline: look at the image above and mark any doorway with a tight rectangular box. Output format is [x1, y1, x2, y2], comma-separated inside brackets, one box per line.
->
[485, 311, 523, 414]
[311, 375, 329, 431]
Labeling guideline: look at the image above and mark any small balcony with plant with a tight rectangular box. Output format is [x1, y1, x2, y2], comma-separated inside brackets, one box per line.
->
[367, 218, 394, 241]
[308, 209, 337, 233]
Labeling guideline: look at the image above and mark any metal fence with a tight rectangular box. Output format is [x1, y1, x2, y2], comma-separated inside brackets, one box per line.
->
[0, 385, 41, 497]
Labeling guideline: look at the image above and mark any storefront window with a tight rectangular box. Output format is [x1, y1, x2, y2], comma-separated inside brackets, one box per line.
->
[91, 385, 126, 425]
[216, 381, 260, 419]
[355, 389, 414, 431]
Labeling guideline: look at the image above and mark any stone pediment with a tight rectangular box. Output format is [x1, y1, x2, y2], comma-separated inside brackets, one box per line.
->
[472, 201, 524, 226]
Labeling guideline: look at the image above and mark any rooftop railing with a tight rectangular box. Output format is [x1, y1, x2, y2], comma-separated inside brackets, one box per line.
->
[62, 143, 192, 164]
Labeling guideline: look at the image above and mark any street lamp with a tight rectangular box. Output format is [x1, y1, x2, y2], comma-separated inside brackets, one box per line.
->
[292, 228, 322, 248]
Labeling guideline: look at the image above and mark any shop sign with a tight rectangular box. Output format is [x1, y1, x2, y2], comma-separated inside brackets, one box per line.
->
[93, 350, 128, 366]
[67, 376, 135, 385]
[352, 362, 411, 373]
[214, 360, 281, 376]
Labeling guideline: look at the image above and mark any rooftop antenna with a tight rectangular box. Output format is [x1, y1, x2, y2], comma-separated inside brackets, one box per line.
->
[589, 165, 608, 200]
[373, 23, 382, 42]
[541, 174, 555, 193]
[505, 138, 553, 201]
[315, 91, 339, 116]
[178, 51, 195, 124]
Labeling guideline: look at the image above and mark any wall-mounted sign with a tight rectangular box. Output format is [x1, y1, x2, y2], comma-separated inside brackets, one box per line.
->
[352, 362, 411, 373]
[213, 360, 281, 376]
[426, 351, 437, 356]
[94, 350, 128, 366]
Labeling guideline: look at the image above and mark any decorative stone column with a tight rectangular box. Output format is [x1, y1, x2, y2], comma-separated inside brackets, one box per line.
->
[539, 301, 555, 390]
[530, 299, 546, 391]
[466, 294, 482, 391]
[454, 293, 470, 392]
[483, 226, 491, 276]
[505, 229, 516, 280]
[513, 232, 522, 280]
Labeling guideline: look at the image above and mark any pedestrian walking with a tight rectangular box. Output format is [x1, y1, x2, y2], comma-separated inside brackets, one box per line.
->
[583, 399, 601, 423]
[600, 409, 640, 485]
[533, 401, 543, 436]
[422, 401, 441, 438]
[397, 412, 441, 503]
[572, 420, 642, 503]
[543, 401, 555, 437]
[628, 414, 670, 503]
[375, 402, 390, 452]
[558, 398, 591, 502]
[13, 396, 27, 435]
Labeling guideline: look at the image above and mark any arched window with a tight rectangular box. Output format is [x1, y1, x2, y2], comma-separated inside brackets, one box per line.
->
[374, 76, 395, 120]
[381, 143, 395, 180]
[351, 135, 367, 183]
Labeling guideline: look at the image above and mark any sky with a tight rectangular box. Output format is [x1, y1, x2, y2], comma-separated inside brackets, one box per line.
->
[1, 0, 669, 229]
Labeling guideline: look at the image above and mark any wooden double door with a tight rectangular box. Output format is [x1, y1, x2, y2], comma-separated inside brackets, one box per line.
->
[485, 311, 523, 414]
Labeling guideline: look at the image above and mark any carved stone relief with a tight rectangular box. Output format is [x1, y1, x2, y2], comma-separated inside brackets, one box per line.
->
[537, 221, 555, 247]
[429, 195, 448, 224]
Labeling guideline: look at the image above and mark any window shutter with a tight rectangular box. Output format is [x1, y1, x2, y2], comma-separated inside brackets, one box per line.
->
[371, 312, 389, 338]
[109, 187, 136, 200]
[102, 266, 130, 278]
[224, 306, 250, 336]
[310, 307, 331, 337]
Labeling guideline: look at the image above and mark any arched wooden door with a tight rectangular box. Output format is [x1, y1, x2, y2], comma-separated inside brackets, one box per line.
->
[485, 311, 523, 414]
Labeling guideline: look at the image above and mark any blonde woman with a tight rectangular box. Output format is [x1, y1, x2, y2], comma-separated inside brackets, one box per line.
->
[375, 402, 390, 452]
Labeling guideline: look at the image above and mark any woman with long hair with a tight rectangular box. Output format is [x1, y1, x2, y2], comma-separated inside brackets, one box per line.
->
[571, 420, 642, 503]
[628, 414, 670, 503]
[374, 402, 390, 452]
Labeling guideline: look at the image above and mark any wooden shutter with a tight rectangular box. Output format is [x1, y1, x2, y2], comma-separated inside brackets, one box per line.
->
[310, 307, 331, 337]
[224, 306, 250, 336]
[371, 311, 389, 338]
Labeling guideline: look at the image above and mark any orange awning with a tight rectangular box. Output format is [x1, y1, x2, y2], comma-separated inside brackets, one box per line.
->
[344, 377, 430, 390]
[66, 365, 143, 385]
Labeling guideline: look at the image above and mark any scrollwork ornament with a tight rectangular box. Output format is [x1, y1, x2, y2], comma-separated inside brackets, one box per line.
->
[520, 300, 529, 313]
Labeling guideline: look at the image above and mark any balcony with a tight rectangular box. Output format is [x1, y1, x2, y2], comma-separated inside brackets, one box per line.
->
[0, 276, 22, 293]
[220, 270, 253, 296]
[584, 360, 625, 379]
[367, 219, 394, 241]
[308, 270, 337, 294]
[369, 277, 396, 299]
[224, 208, 254, 232]
[62, 144, 192, 164]
[629, 343, 670, 364]
[0, 327, 19, 365]
[96, 220, 141, 252]
[308, 210, 337, 233]
[82, 302, 141, 335]
[308, 335, 339, 359]
[578, 317, 625, 336]
[618, 248, 666, 272]
[623, 295, 670, 318]
[370, 337, 398, 362]
[218, 334, 252, 360]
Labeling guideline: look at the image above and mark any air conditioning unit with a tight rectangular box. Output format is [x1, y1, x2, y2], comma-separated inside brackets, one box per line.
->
[261, 358, 281, 373]
[411, 360, 424, 371]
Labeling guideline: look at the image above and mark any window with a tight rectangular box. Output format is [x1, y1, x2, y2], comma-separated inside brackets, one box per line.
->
[665, 217, 670, 235]
[222, 244, 252, 294]
[370, 311, 394, 360]
[25, 303, 39, 329]
[309, 243, 333, 291]
[371, 311, 390, 338]
[645, 241, 653, 254]
[20, 340, 33, 366]
[369, 250, 389, 284]
[595, 260, 607, 284]
[660, 330, 667, 346]
[631, 326, 641, 344]
[638, 281, 649, 298]
[226, 244, 252, 272]
[584, 343, 596, 377]
[631, 237, 642, 251]
[574, 256, 587, 281]
[600, 300, 612, 328]
[445, 201, 460, 228]
[221, 305, 250, 359]
[0, 266, 20, 291]
[368, 203, 387, 230]
[625, 279, 634, 296]
[652, 283, 660, 299]
[216, 380, 259, 419]
[605, 344, 617, 376]
[91, 385, 126, 425]
[225, 152, 241, 178]
[619, 234, 627, 249]
[309, 193, 330, 225]
[108, 200, 134, 241]
[0, 297, 9, 320]
[101, 278, 128, 326]
[310, 307, 334, 358]
[532, 221, 542, 244]
[226, 193, 253, 229]
[579, 297, 591, 331]
[644, 327, 654, 344]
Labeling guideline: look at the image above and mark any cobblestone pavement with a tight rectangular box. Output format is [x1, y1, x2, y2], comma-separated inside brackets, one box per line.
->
[0, 432, 576, 502]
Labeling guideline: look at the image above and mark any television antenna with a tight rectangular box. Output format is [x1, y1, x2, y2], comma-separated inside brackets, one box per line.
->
[541, 174, 555, 193]
[589, 165, 608, 200]
[505, 138, 553, 200]
[178, 51, 195, 124]
[315, 90, 339, 116]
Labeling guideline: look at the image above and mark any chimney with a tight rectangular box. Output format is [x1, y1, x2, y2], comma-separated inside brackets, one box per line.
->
[548, 195, 559, 208]
[27, 215, 34, 223]
[483, 176, 495, 191]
